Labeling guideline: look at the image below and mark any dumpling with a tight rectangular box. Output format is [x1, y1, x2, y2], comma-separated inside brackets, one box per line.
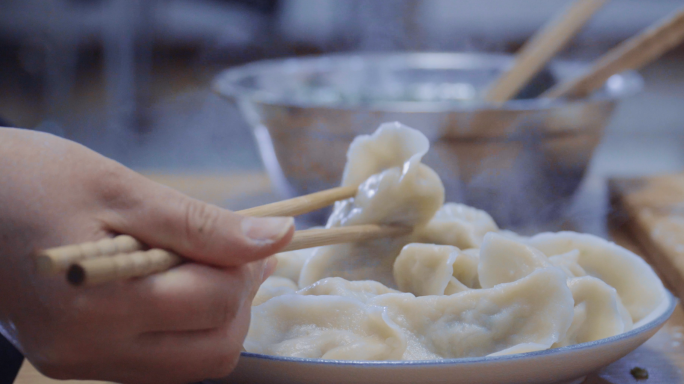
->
[247, 268, 573, 360]
[326, 122, 444, 228]
[527, 232, 667, 324]
[298, 277, 399, 303]
[298, 236, 409, 289]
[497, 229, 530, 243]
[393, 244, 460, 296]
[413, 203, 498, 249]
[340, 121, 433, 188]
[453, 248, 481, 289]
[478, 232, 549, 289]
[245, 295, 407, 360]
[272, 247, 318, 287]
[371, 267, 574, 359]
[299, 123, 445, 288]
[476, 233, 633, 347]
[252, 276, 299, 306]
[547, 250, 586, 279]
[393, 243, 478, 296]
[553, 276, 633, 347]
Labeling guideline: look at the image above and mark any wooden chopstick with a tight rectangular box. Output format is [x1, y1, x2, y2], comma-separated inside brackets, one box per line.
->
[36, 235, 144, 276]
[544, 6, 684, 99]
[279, 224, 411, 253]
[484, 0, 607, 103]
[67, 248, 184, 287]
[36, 185, 358, 275]
[66, 224, 412, 286]
[236, 185, 357, 217]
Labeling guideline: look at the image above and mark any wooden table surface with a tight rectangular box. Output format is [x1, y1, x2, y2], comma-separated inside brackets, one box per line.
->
[14, 172, 684, 384]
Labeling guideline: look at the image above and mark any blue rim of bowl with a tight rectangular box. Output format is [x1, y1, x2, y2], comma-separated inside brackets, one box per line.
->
[212, 52, 644, 113]
[239, 290, 676, 367]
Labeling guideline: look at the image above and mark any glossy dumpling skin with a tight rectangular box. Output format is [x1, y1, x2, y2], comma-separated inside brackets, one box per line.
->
[245, 294, 407, 360]
[477, 234, 586, 283]
[326, 122, 444, 228]
[247, 267, 574, 360]
[299, 238, 408, 289]
[547, 250, 586, 279]
[478, 233, 633, 345]
[454, 249, 481, 289]
[413, 203, 499, 249]
[554, 276, 633, 347]
[527, 232, 667, 324]
[272, 247, 318, 287]
[393, 243, 479, 296]
[299, 123, 444, 288]
[252, 276, 299, 306]
[340, 121, 433, 188]
[299, 277, 399, 303]
[478, 233, 549, 289]
[373, 267, 573, 359]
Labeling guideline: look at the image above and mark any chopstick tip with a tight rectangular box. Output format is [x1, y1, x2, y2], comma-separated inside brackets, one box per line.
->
[35, 252, 56, 275]
[66, 265, 86, 286]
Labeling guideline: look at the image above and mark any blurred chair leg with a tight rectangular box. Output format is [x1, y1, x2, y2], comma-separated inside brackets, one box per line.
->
[0, 333, 23, 384]
[0, 116, 23, 384]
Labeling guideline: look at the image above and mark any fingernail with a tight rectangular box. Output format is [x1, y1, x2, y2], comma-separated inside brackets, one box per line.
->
[242, 217, 294, 244]
[262, 256, 278, 281]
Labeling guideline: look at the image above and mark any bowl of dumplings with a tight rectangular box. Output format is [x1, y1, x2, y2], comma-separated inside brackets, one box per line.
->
[213, 52, 642, 229]
[212, 123, 675, 384]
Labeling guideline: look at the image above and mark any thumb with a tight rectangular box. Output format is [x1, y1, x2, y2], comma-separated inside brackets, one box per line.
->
[106, 173, 295, 267]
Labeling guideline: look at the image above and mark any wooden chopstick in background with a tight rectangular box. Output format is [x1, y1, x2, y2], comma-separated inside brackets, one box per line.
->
[484, 0, 607, 103]
[544, 6, 684, 99]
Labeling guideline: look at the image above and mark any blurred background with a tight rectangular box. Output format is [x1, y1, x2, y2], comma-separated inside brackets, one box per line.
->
[1, 0, 683, 231]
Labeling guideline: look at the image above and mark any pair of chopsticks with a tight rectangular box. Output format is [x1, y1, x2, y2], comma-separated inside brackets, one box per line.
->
[36, 185, 412, 287]
[485, 0, 684, 103]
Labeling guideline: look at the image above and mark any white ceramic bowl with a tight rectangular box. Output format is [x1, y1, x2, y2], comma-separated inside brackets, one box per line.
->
[209, 290, 675, 384]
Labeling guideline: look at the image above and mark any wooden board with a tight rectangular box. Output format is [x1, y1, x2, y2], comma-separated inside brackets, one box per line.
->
[610, 173, 684, 300]
[14, 172, 684, 384]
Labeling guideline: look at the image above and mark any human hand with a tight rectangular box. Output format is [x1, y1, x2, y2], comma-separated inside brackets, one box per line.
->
[0, 128, 294, 383]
